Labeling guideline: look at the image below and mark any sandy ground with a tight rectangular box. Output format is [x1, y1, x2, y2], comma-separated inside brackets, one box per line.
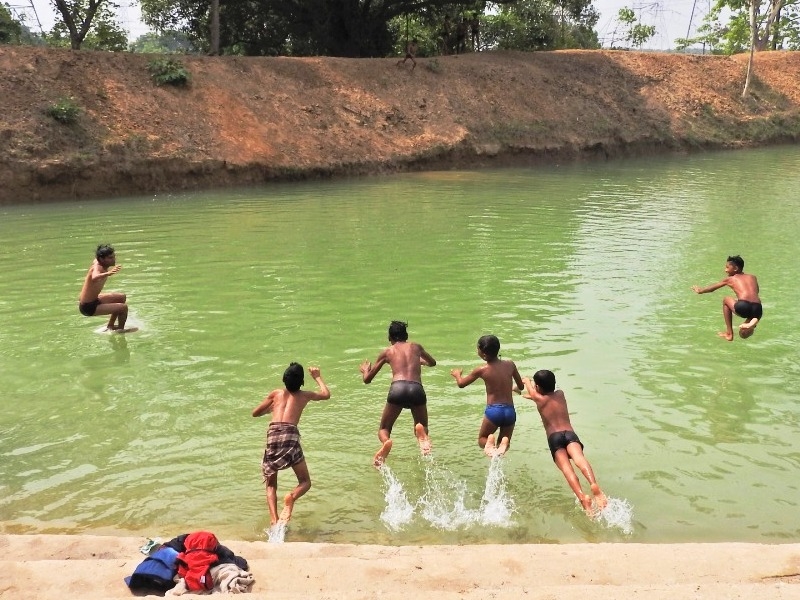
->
[2, 534, 800, 599]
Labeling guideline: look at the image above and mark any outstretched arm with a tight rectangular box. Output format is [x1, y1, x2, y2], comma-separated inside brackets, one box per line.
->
[252, 391, 276, 417]
[91, 263, 121, 281]
[451, 366, 482, 388]
[307, 366, 331, 401]
[360, 351, 387, 384]
[692, 278, 729, 294]
[511, 363, 524, 392]
[419, 345, 436, 367]
[520, 377, 535, 400]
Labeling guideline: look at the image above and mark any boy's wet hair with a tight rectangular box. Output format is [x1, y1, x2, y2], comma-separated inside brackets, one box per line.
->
[727, 255, 744, 271]
[388, 320, 409, 342]
[96, 244, 115, 259]
[533, 369, 556, 393]
[283, 362, 304, 392]
[477, 334, 500, 358]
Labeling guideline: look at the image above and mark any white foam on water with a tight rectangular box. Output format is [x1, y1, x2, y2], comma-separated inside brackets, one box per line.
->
[266, 522, 287, 543]
[478, 455, 515, 527]
[418, 458, 480, 530]
[379, 465, 414, 531]
[594, 496, 634, 535]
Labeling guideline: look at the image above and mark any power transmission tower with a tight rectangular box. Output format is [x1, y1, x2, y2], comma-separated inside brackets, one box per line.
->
[7, 0, 44, 34]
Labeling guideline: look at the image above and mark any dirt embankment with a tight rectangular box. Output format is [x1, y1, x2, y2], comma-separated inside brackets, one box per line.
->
[2, 47, 800, 203]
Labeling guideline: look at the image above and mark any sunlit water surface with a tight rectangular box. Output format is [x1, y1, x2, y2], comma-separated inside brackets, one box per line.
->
[1, 146, 799, 544]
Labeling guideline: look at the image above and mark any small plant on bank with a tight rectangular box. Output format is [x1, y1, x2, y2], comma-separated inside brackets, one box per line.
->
[425, 58, 442, 74]
[147, 58, 190, 86]
[46, 97, 80, 124]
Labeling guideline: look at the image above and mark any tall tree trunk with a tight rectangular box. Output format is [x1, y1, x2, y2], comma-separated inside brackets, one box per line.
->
[53, 0, 104, 49]
[743, 0, 758, 97]
[210, 0, 219, 55]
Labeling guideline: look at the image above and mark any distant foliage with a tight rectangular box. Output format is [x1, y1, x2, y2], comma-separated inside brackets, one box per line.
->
[0, 2, 22, 44]
[130, 30, 195, 53]
[46, 97, 80, 124]
[148, 58, 191, 86]
[615, 7, 656, 49]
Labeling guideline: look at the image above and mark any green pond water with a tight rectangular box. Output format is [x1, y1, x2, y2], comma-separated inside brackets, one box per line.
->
[1, 146, 798, 545]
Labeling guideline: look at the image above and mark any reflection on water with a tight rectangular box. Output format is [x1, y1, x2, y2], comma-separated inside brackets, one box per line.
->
[1, 147, 799, 544]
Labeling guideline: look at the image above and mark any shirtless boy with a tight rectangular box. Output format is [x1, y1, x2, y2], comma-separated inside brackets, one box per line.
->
[522, 369, 607, 516]
[252, 363, 330, 525]
[450, 335, 523, 457]
[78, 244, 129, 331]
[692, 255, 762, 341]
[360, 321, 437, 467]
[396, 38, 418, 70]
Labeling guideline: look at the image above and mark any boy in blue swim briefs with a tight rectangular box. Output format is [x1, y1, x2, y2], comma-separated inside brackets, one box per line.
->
[692, 254, 762, 341]
[451, 335, 524, 457]
[522, 369, 607, 516]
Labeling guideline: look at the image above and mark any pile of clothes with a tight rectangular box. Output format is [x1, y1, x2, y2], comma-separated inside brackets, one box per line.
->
[125, 530, 255, 595]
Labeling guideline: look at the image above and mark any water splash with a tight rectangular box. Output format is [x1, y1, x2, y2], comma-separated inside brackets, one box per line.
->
[418, 458, 476, 530]
[478, 455, 515, 526]
[594, 497, 634, 535]
[266, 521, 287, 543]
[379, 464, 414, 531]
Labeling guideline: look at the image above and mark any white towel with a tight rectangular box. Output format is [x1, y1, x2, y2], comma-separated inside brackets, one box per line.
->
[211, 563, 256, 594]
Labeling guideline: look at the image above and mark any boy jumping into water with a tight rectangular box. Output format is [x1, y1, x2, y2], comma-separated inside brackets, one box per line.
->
[78, 244, 130, 332]
[522, 369, 607, 516]
[450, 335, 523, 457]
[252, 363, 331, 525]
[360, 321, 436, 467]
[692, 255, 762, 341]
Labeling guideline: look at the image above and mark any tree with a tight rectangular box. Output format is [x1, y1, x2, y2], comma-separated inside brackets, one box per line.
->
[743, 0, 757, 96]
[1, 2, 23, 43]
[678, 0, 800, 54]
[614, 6, 656, 48]
[139, 0, 600, 57]
[48, 3, 127, 50]
[51, 0, 116, 49]
[129, 29, 195, 52]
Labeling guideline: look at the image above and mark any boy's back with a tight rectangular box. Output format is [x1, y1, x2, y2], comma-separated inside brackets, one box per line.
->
[727, 272, 760, 302]
[476, 359, 521, 405]
[381, 341, 431, 382]
[259, 389, 316, 424]
[528, 388, 573, 436]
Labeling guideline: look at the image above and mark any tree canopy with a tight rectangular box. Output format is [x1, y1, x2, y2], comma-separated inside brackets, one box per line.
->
[677, 0, 800, 53]
[138, 0, 600, 56]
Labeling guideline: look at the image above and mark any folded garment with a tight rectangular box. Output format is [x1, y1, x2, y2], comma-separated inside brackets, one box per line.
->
[211, 562, 256, 594]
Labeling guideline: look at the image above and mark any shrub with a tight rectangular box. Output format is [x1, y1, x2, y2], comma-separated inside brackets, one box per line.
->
[425, 58, 442, 73]
[46, 97, 80, 124]
[147, 58, 190, 86]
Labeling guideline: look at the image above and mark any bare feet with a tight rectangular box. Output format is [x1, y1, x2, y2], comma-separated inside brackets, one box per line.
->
[739, 320, 757, 339]
[483, 434, 496, 457]
[717, 331, 734, 341]
[740, 318, 759, 332]
[496, 436, 510, 457]
[414, 423, 431, 456]
[278, 494, 295, 524]
[373, 439, 393, 468]
[591, 484, 608, 510]
[579, 494, 595, 516]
